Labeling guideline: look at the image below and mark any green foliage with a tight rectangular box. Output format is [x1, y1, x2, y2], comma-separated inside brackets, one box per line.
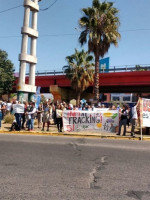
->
[3, 114, 15, 124]
[0, 49, 15, 95]
[79, 0, 121, 100]
[63, 49, 94, 104]
[10, 93, 17, 98]
[135, 65, 147, 71]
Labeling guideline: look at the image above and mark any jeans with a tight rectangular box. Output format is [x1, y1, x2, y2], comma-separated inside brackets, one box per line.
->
[56, 118, 63, 132]
[130, 118, 136, 135]
[15, 113, 22, 130]
[28, 118, 34, 130]
[118, 119, 127, 135]
[0, 112, 2, 128]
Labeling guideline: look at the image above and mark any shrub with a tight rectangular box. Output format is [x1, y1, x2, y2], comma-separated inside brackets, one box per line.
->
[3, 114, 15, 124]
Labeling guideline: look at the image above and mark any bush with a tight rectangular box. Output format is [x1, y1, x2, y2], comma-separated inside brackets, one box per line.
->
[3, 114, 15, 124]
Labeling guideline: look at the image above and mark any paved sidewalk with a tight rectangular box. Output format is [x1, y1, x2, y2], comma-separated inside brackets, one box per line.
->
[0, 120, 150, 141]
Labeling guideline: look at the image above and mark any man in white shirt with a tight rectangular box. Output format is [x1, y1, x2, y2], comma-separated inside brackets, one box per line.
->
[6, 101, 12, 114]
[130, 103, 138, 137]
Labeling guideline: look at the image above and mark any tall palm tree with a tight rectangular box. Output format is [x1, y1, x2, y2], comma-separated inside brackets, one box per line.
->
[79, 0, 121, 101]
[63, 49, 94, 105]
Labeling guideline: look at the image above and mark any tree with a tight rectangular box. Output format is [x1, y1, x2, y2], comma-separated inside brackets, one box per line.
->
[79, 0, 120, 101]
[63, 49, 94, 105]
[0, 50, 15, 96]
[135, 65, 147, 71]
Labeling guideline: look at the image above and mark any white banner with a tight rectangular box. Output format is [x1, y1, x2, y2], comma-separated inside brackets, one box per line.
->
[13, 104, 24, 114]
[63, 110, 119, 133]
[142, 98, 150, 127]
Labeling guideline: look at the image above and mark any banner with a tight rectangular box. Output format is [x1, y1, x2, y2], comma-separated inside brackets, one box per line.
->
[13, 104, 24, 114]
[142, 98, 150, 127]
[136, 98, 150, 127]
[63, 110, 119, 133]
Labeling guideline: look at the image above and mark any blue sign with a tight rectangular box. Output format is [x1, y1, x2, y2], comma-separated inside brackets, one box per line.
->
[34, 95, 41, 109]
[99, 57, 109, 73]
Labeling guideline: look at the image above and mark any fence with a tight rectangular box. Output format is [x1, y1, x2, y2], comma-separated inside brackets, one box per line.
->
[25, 65, 150, 76]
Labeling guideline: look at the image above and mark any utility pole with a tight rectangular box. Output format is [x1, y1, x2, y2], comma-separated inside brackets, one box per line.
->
[17, 0, 42, 102]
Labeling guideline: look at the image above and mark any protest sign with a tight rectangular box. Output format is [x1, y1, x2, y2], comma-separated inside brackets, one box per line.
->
[141, 98, 150, 127]
[63, 110, 119, 133]
[136, 98, 150, 127]
[94, 108, 109, 112]
[56, 109, 63, 118]
[13, 104, 24, 114]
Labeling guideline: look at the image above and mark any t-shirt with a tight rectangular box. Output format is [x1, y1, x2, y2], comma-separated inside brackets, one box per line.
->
[121, 109, 128, 120]
[6, 103, 12, 111]
[132, 106, 138, 119]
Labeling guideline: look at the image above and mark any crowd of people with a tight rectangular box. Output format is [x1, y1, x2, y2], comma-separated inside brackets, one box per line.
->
[0, 99, 139, 135]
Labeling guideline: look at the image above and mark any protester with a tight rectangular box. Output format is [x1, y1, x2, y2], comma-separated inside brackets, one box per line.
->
[130, 103, 138, 137]
[0, 101, 3, 129]
[14, 101, 23, 131]
[26, 102, 37, 131]
[6, 100, 12, 115]
[21, 101, 28, 129]
[1, 101, 6, 120]
[56, 103, 63, 132]
[117, 105, 128, 136]
[37, 103, 43, 129]
[42, 102, 51, 131]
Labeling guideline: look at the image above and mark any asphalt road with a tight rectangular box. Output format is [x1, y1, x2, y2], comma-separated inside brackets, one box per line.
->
[0, 134, 150, 200]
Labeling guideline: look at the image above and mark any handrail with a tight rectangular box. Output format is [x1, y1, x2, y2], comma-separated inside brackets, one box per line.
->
[25, 66, 150, 76]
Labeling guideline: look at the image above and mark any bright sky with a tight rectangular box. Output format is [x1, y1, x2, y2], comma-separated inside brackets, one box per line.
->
[0, 0, 150, 73]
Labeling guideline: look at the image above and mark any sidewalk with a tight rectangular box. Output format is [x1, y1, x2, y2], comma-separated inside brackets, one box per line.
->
[0, 120, 150, 141]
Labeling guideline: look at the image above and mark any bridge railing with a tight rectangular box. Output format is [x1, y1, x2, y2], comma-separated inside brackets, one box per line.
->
[25, 65, 150, 76]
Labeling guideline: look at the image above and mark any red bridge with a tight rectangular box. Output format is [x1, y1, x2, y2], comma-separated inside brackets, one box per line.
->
[24, 71, 150, 93]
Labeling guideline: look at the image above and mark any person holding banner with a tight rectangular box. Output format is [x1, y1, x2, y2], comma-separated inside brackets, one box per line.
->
[130, 104, 138, 137]
[56, 104, 63, 132]
[117, 105, 128, 136]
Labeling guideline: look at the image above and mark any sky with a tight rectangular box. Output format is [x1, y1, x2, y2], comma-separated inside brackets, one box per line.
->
[0, 0, 150, 73]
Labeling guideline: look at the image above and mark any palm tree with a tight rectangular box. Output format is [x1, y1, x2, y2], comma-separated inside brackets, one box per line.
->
[63, 49, 94, 105]
[79, 0, 120, 101]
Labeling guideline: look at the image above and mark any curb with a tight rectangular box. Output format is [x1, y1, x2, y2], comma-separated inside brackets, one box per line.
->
[0, 130, 149, 141]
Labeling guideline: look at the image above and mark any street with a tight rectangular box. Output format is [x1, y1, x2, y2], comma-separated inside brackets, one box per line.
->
[0, 134, 150, 200]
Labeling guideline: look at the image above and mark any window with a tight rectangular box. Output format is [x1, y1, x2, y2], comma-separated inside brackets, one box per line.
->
[123, 96, 131, 102]
[112, 96, 120, 101]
